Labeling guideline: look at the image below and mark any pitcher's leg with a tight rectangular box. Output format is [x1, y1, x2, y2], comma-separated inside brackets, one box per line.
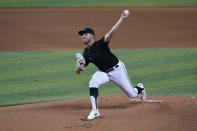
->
[110, 70, 138, 97]
[89, 88, 98, 111]
[87, 71, 110, 120]
[109, 61, 145, 98]
[87, 88, 100, 120]
[89, 70, 110, 88]
[120, 62, 146, 100]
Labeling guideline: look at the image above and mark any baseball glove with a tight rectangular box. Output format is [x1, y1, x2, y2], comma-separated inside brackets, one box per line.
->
[75, 53, 85, 71]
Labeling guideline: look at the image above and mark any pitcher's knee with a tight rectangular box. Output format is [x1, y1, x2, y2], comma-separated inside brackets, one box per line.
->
[89, 78, 99, 88]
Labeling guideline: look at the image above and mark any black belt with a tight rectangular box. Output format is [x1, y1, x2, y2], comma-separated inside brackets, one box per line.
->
[105, 64, 119, 73]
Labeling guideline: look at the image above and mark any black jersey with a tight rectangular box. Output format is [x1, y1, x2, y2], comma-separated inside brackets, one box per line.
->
[83, 37, 119, 72]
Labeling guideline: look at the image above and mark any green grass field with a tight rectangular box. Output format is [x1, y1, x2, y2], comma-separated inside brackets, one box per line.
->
[0, 0, 197, 8]
[0, 48, 197, 106]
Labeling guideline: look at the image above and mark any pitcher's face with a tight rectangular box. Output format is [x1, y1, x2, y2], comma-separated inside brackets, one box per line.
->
[82, 33, 93, 45]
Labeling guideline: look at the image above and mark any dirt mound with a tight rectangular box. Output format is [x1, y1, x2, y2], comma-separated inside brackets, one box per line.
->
[0, 8, 197, 51]
[0, 94, 197, 131]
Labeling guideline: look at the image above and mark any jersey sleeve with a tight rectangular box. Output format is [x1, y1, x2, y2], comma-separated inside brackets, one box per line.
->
[99, 37, 110, 47]
[83, 50, 89, 67]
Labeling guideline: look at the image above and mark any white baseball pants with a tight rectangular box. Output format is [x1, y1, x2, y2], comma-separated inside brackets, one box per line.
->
[89, 61, 138, 97]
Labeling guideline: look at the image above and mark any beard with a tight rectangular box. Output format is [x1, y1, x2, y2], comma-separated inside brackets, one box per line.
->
[82, 38, 91, 45]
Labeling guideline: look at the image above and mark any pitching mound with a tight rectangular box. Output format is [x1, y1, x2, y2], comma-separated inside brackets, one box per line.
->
[0, 94, 197, 131]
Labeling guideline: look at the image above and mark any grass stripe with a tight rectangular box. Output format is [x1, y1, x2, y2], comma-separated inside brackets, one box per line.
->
[0, 48, 197, 106]
[148, 84, 197, 97]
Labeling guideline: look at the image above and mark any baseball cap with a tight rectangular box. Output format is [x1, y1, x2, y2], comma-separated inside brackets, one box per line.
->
[78, 27, 95, 36]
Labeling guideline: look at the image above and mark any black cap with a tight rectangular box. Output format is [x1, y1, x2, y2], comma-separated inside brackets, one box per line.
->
[78, 28, 95, 36]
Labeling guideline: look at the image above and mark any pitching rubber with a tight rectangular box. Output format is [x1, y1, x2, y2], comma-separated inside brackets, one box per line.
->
[129, 99, 165, 103]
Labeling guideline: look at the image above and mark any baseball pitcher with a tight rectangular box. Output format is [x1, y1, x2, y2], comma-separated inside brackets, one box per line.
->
[75, 10, 146, 120]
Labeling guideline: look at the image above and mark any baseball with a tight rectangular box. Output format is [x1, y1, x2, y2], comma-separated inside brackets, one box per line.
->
[123, 10, 129, 15]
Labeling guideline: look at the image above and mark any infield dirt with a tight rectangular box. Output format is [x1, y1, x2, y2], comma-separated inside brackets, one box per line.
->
[0, 8, 197, 131]
[0, 95, 197, 131]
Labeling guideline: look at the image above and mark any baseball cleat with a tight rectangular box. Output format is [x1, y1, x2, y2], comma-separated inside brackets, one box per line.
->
[137, 83, 146, 101]
[87, 110, 100, 120]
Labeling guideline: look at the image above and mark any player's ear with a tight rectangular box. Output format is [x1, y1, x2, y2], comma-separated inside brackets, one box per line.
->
[91, 34, 95, 39]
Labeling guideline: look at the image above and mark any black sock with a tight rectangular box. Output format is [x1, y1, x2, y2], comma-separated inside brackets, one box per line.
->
[135, 86, 144, 95]
[89, 88, 98, 109]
